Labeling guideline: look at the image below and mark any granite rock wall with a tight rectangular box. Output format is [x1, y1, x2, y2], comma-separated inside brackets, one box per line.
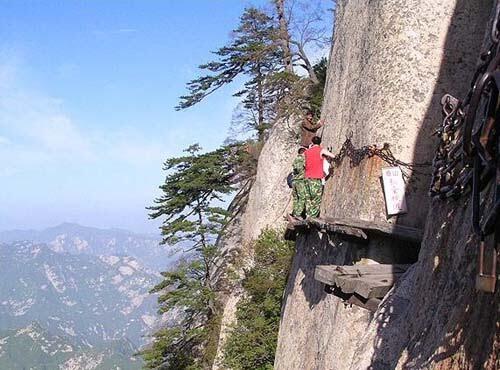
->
[274, 1, 497, 369]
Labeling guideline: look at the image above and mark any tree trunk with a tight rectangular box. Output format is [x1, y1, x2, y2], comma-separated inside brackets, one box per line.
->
[292, 40, 320, 85]
[274, 0, 294, 74]
[256, 67, 266, 142]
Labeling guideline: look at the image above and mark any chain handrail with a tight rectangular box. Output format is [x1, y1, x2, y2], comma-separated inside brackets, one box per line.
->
[429, 6, 500, 292]
[326, 133, 430, 180]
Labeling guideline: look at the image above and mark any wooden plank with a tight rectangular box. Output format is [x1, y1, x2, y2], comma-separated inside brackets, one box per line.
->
[317, 216, 423, 244]
[329, 264, 411, 276]
[314, 264, 410, 285]
[331, 225, 368, 240]
[309, 218, 368, 240]
[333, 274, 363, 294]
[283, 216, 422, 244]
[365, 298, 382, 312]
[353, 274, 400, 299]
[347, 295, 381, 312]
[314, 265, 357, 285]
[287, 219, 307, 228]
[333, 273, 402, 297]
[315, 264, 410, 299]
[314, 265, 340, 286]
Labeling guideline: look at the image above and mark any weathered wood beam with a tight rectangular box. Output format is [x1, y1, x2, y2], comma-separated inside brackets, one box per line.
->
[319, 216, 423, 244]
[308, 218, 368, 240]
[315, 264, 411, 284]
[333, 264, 411, 275]
[347, 295, 381, 312]
[284, 216, 422, 245]
[331, 273, 403, 298]
[314, 265, 339, 286]
[315, 264, 411, 299]
[352, 274, 400, 299]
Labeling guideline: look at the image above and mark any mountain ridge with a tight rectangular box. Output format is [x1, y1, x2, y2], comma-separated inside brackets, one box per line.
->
[0, 240, 163, 348]
[0, 322, 142, 370]
[0, 222, 173, 271]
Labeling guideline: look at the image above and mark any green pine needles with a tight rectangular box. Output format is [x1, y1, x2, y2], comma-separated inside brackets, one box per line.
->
[177, 7, 286, 143]
[142, 2, 330, 368]
[141, 144, 248, 370]
[222, 229, 294, 370]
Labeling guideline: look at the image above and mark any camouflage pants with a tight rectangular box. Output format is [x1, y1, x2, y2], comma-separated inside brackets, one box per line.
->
[305, 178, 323, 218]
[292, 179, 307, 217]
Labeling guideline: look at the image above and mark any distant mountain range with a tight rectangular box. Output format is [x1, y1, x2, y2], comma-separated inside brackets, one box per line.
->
[0, 222, 174, 271]
[0, 323, 141, 370]
[0, 223, 180, 369]
[0, 240, 164, 347]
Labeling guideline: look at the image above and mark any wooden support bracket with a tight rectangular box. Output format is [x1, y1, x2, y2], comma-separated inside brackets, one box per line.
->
[315, 263, 411, 302]
[347, 295, 381, 312]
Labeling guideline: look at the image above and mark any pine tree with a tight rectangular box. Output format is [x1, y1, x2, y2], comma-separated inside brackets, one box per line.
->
[222, 229, 294, 370]
[177, 7, 284, 142]
[273, 0, 293, 73]
[141, 144, 248, 370]
[307, 57, 328, 116]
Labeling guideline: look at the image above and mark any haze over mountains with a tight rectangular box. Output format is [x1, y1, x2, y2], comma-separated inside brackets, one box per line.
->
[0, 223, 177, 369]
[0, 323, 140, 370]
[0, 222, 174, 271]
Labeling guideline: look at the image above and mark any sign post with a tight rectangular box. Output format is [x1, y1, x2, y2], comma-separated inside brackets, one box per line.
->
[381, 167, 408, 216]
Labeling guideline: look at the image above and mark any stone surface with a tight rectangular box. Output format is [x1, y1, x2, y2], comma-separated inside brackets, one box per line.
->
[212, 117, 299, 369]
[274, 1, 496, 369]
[240, 117, 299, 241]
[319, 0, 489, 230]
[351, 197, 500, 369]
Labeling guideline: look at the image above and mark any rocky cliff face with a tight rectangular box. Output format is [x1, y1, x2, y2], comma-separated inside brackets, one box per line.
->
[240, 118, 300, 241]
[274, 1, 498, 369]
[212, 117, 299, 369]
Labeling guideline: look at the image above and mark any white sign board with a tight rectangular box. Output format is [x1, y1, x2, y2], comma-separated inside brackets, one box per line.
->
[381, 167, 408, 216]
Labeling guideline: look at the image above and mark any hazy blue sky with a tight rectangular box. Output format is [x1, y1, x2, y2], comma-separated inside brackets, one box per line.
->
[0, 0, 330, 233]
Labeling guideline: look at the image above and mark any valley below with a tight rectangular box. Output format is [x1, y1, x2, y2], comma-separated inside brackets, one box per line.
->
[0, 223, 175, 369]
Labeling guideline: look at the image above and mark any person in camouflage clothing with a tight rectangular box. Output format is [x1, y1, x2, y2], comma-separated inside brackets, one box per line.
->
[305, 178, 324, 217]
[292, 147, 307, 218]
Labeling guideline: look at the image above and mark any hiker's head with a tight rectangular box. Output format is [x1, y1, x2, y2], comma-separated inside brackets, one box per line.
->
[312, 136, 321, 145]
[298, 147, 306, 155]
[306, 111, 314, 120]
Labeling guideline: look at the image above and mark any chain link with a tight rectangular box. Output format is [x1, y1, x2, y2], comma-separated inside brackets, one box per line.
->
[429, 8, 500, 202]
[429, 5, 500, 292]
[429, 94, 471, 198]
[327, 133, 430, 180]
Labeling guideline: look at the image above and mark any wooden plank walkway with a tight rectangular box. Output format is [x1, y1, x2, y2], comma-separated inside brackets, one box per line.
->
[308, 218, 368, 240]
[284, 216, 423, 244]
[315, 264, 411, 310]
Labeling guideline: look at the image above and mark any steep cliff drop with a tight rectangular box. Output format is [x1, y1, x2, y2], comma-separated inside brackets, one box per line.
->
[212, 117, 299, 369]
[275, 1, 498, 370]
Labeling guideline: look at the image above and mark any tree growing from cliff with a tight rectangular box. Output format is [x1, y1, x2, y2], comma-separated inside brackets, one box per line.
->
[307, 56, 328, 115]
[222, 229, 294, 370]
[141, 144, 250, 369]
[178, 2, 331, 143]
[285, 0, 331, 84]
[266, 0, 331, 119]
[273, 0, 294, 73]
[177, 7, 284, 142]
